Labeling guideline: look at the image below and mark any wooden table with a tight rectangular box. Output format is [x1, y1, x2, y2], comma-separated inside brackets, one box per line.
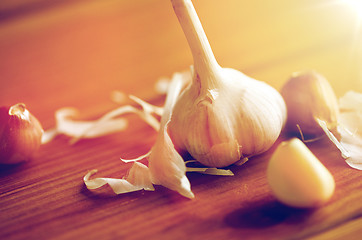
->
[1, 0, 362, 239]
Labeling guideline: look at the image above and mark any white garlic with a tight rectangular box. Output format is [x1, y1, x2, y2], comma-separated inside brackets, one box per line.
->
[168, 0, 286, 167]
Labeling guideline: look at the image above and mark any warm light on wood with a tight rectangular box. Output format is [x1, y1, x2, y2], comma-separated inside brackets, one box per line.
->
[1, 1, 362, 239]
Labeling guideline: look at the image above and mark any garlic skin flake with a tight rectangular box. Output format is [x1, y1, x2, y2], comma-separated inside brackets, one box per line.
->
[147, 73, 194, 198]
[121, 73, 194, 198]
[338, 91, 362, 170]
[148, 123, 194, 198]
[84, 162, 154, 194]
[169, 0, 286, 167]
[84, 73, 194, 198]
[42, 94, 162, 144]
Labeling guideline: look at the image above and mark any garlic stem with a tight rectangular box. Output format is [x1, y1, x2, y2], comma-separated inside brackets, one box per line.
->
[169, 0, 286, 167]
[171, 0, 220, 85]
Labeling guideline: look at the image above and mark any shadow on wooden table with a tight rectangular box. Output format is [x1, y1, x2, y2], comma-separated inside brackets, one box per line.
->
[0, 162, 30, 177]
[224, 199, 315, 229]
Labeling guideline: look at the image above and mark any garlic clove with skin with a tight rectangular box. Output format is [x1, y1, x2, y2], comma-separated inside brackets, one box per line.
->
[169, 0, 286, 167]
[0, 103, 43, 164]
[281, 70, 340, 138]
[280, 71, 352, 159]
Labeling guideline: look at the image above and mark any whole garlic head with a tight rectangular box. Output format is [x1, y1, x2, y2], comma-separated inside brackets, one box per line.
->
[168, 0, 286, 167]
[169, 68, 286, 167]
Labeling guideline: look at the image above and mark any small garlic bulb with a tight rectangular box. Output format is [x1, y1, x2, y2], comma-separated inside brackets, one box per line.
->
[168, 0, 286, 167]
[281, 70, 339, 137]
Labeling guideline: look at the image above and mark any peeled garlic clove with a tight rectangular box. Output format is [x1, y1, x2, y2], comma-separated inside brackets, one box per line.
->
[281, 70, 339, 137]
[267, 138, 335, 208]
[0, 103, 43, 164]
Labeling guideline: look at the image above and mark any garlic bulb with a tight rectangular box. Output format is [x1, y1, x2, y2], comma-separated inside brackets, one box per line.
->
[281, 70, 339, 137]
[168, 0, 286, 167]
[0, 103, 43, 164]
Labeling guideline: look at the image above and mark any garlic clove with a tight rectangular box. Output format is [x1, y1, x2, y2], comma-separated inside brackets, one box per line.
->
[267, 138, 335, 208]
[0, 103, 43, 164]
[281, 70, 339, 137]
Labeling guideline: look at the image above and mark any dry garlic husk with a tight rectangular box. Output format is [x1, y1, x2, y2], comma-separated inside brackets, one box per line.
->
[84, 73, 194, 198]
[337, 91, 362, 170]
[168, 0, 286, 167]
[84, 162, 154, 194]
[147, 73, 194, 198]
[42, 96, 161, 144]
[281, 70, 339, 138]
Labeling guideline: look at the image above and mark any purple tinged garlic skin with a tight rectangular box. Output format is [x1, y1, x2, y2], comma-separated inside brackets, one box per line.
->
[0, 103, 43, 164]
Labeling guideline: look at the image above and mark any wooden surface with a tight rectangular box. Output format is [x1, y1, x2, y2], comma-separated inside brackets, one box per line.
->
[1, 0, 362, 239]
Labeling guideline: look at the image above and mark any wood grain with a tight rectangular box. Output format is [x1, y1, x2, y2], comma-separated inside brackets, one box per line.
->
[1, 0, 362, 239]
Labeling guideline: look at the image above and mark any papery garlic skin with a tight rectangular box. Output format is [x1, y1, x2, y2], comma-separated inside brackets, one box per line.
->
[169, 68, 286, 167]
[148, 73, 194, 198]
[149, 123, 194, 199]
[168, 0, 286, 167]
[281, 70, 339, 137]
[0, 103, 43, 164]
